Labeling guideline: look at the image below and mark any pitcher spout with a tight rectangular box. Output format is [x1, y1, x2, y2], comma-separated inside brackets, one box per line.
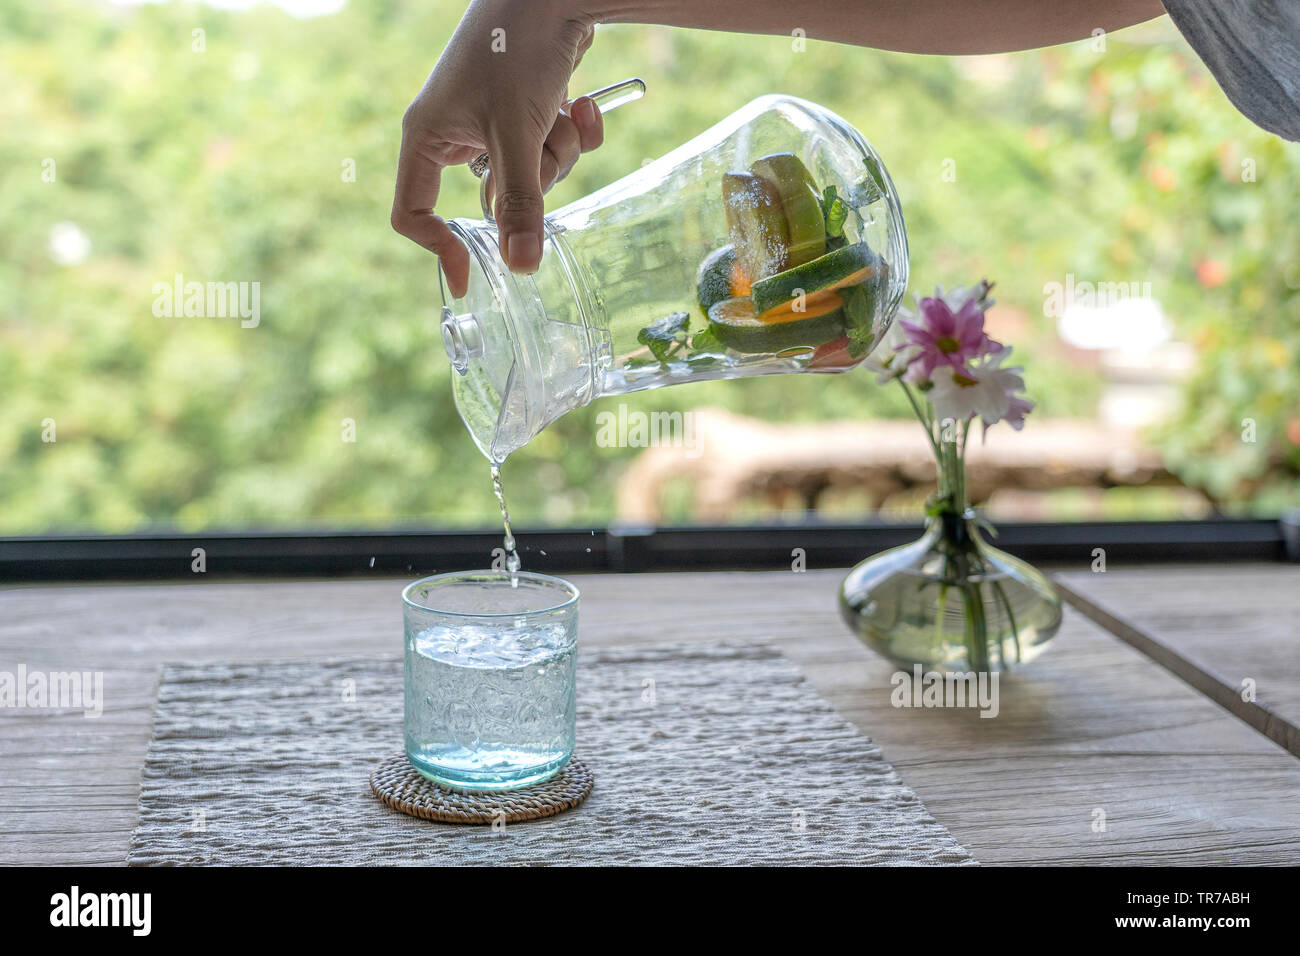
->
[439, 219, 602, 463]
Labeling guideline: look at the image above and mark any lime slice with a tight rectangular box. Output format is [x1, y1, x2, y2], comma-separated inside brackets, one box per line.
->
[750, 242, 882, 316]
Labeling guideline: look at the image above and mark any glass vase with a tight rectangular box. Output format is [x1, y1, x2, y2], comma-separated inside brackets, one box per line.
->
[839, 504, 1062, 673]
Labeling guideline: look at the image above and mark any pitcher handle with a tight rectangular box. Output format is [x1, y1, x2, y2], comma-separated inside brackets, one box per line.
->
[472, 78, 646, 221]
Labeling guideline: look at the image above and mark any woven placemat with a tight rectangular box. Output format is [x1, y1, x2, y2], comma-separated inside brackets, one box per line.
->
[370, 753, 594, 824]
[128, 643, 975, 865]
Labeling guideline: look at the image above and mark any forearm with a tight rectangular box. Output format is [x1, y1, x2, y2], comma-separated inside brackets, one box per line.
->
[571, 0, 1167, 55]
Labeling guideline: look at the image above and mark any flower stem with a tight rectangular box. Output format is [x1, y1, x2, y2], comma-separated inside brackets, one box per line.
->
[991, 579, 1022, 666]
[900, 382, 943, 459]
[898, 380, 998, 671]
[965, 578, 990, 673]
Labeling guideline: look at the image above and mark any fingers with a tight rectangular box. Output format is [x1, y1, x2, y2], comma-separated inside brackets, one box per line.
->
[542, 113, 582, 191]
[487, 99, 606, 199]
[464, 98, 607, 277]
[391, 135, 471, 298]
[569, 95, 604, 153]
[541, 97, 605, 191]
[483, 121, 546, 274]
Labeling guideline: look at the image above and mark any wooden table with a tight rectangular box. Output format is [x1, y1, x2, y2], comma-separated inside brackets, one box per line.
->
[3, 564, 1299, 865]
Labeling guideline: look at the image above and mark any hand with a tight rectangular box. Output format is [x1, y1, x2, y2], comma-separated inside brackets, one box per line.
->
[391, 0, 604, 297]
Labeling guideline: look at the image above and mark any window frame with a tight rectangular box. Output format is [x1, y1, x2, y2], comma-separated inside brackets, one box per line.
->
[0, 518, 1291, 580]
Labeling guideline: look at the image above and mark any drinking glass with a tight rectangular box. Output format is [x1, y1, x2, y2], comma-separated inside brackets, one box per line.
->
[402, 571, 579, 791]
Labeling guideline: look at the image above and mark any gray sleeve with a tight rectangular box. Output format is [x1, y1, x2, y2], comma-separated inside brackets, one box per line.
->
[1161, 0, 1300, 140]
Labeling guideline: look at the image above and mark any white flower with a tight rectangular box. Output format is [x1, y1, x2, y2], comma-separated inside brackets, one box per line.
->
[864, 312, 921, 383]
[927, 347, 1032, 433]
[936, 281, 995, 315]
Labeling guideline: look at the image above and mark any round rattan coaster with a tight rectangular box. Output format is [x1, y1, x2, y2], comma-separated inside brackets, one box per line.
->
[369, 753, 594, 825]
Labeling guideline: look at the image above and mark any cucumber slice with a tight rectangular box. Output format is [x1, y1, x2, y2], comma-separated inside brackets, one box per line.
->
[722, 171, 789, 281]
[707, 296, 847, 355]
[696, 244, 740, 316]
[748, 153, 826, 269]
[750, 242, 882, 316]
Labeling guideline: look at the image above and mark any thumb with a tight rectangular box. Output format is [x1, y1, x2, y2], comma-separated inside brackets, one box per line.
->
[484, 123, 546, 274]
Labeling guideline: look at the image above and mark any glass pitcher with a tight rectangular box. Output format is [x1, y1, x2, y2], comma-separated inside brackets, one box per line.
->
[438, 93, 909, 463]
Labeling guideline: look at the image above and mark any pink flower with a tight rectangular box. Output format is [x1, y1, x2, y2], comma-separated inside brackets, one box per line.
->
[898, 291, 1001, 385]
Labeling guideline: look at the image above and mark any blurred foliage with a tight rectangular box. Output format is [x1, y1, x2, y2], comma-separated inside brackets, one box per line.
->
[1, 0, 1296, 533]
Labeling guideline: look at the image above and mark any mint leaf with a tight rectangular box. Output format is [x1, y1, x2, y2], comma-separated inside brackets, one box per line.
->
[685, 353, 727, 370]
[839, 282, 877, 357]
[847, 326, 874, 359]
[637, 311, 690, 364]
[819, 185, 848, 239]
[817, 185, 833, 219]
[689, 325, 723, 355]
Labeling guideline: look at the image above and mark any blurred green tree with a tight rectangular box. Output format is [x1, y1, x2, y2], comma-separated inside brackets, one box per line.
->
[0, 1, 1294, 533]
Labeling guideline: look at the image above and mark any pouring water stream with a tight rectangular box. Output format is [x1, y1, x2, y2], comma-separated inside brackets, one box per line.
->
[474, 81, 646, 586]
[489, 461, 522, 583]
